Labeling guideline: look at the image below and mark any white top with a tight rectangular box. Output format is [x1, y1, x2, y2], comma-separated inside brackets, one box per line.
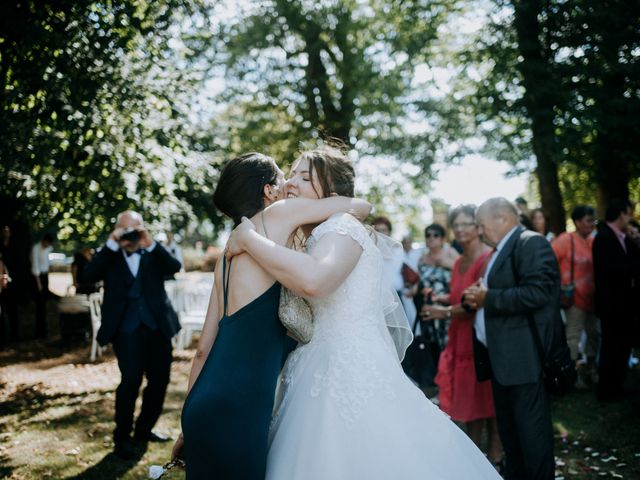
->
[474, 225, 519, 346]
[384, 246, 405, 292]
[106, 239, 156, 277]
[403, 246, 424, 272]
[31, 243, 53, 276]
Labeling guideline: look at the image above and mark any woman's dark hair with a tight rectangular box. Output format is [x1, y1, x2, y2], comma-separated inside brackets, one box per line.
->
[519, 213, 534, 231]
[448, 204, 476, 228]
[424, 223, 446, 238]
[372, 216, 392, 233]
[571, 205, 595, 222]
[530, 208, 549, 234]
[298, 144, 355, 198]
[213, 153, 279, 225]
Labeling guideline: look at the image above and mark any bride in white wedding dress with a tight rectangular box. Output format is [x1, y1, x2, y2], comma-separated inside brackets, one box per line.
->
[226, 146, 501, 480]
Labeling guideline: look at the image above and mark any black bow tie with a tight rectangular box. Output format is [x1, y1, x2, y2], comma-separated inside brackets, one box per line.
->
[125, 249, 145, 257]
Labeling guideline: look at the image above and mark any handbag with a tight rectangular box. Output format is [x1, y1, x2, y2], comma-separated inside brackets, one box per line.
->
[401, 292, 438, 387]
[278, 287, 314, 344]
[528, 312, 576, 396]
[401, 263, 419, 285]
[511, 248, 576, 395]
[559, 234, 575, 309]
[261, 211, 313, 344]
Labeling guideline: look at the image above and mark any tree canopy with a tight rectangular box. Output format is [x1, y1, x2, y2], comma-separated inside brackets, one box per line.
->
[208, 0, 454, 169]
[0, 0, 219, 247]
[442, 0, 640, 229]
[1, 0, 638, 247]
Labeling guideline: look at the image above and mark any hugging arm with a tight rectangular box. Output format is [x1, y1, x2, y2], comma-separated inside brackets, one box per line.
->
[267, 197, 371, 233]
[230, 219, 363, 298]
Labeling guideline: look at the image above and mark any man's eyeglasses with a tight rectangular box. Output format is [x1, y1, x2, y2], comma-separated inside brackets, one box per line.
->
[452, 222, 476, 230]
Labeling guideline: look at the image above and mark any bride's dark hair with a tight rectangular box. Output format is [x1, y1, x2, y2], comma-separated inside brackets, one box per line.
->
[213, 152, 279, 225]
[297, 143, 355, 198]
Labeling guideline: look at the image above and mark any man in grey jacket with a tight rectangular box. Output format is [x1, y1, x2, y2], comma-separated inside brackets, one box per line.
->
[464, 197, 559, 480]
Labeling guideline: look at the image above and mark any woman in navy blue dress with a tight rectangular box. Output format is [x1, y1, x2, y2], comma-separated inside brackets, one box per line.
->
[173, 152, 371, 479]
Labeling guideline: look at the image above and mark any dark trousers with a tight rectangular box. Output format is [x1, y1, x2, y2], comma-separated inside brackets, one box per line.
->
[112, 324, 172, 442]
[597, 316, 632, 401]
[492, 378, 555, 480]
[0, 288, 18, 346]
[34, 273, 48, 338]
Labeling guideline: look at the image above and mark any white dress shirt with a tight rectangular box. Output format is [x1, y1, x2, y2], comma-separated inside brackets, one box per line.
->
[474, 225, 519, 346]
[384, 247, 406, 292]
[106, 239, 156, 277]
[31, 243, 53, 276]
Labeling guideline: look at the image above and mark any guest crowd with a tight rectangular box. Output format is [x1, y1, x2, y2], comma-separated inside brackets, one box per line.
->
[382, 196, 639, 478]
[0, 195, 638, 480]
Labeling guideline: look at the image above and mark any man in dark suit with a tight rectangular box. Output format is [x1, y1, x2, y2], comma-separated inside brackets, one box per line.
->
[464, 197, 559, 480]
[81, 210, 181, 459]
[592, 198, 639, 402]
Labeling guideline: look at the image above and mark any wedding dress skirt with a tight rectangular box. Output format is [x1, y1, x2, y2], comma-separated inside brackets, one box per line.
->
[266, 214, 500, 480]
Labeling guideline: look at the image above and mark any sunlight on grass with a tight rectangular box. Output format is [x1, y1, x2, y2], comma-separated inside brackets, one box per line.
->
[1, 347, 638, 479]
[0, 353, 192, 480]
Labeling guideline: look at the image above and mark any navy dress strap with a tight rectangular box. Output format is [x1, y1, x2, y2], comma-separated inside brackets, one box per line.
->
[222, 255, 232, 317]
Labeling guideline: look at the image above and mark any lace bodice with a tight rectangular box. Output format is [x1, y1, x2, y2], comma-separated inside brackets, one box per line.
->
[267, 219, 503, 480]
[274, 213, 397, 429]
[305, 213, 387, 340]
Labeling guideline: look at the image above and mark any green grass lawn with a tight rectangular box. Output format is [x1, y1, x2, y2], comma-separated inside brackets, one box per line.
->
[550, 384, 640, 479]
[1, 341, 638, 479]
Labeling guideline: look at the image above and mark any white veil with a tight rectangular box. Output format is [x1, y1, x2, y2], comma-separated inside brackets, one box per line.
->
[373, 231, 414, 362]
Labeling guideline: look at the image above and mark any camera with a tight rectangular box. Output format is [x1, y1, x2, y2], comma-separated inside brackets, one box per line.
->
[120, 228, 141, 243]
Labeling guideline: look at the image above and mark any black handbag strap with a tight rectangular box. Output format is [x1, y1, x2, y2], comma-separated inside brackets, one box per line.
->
[411, 309, 421, 335]
[509, 239, 546, 367]
[569, 233, 574, 284]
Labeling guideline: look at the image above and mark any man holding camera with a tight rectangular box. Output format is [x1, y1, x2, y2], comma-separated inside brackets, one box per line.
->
[81, 210, 181, 459]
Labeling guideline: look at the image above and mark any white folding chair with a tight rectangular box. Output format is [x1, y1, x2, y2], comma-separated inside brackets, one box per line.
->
[176, 283, 211, 350]
[88, 292, 103, 361]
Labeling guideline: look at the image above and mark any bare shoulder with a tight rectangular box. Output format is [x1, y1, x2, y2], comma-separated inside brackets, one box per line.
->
[259, 201, 298, 243]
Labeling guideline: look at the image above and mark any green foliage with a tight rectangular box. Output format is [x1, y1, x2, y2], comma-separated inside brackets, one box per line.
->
[546, 0, 640, 203]
[0, 0, 219, 248]
[207, 0, 454, 173]
[443, 0, 640, 218]
[3, 0, 635, 247]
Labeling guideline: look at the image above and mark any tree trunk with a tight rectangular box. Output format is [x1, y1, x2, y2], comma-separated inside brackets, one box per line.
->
[535, 152, 566, 234]
[591, 1, 635, 215]
[512, 0, 566, 233]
